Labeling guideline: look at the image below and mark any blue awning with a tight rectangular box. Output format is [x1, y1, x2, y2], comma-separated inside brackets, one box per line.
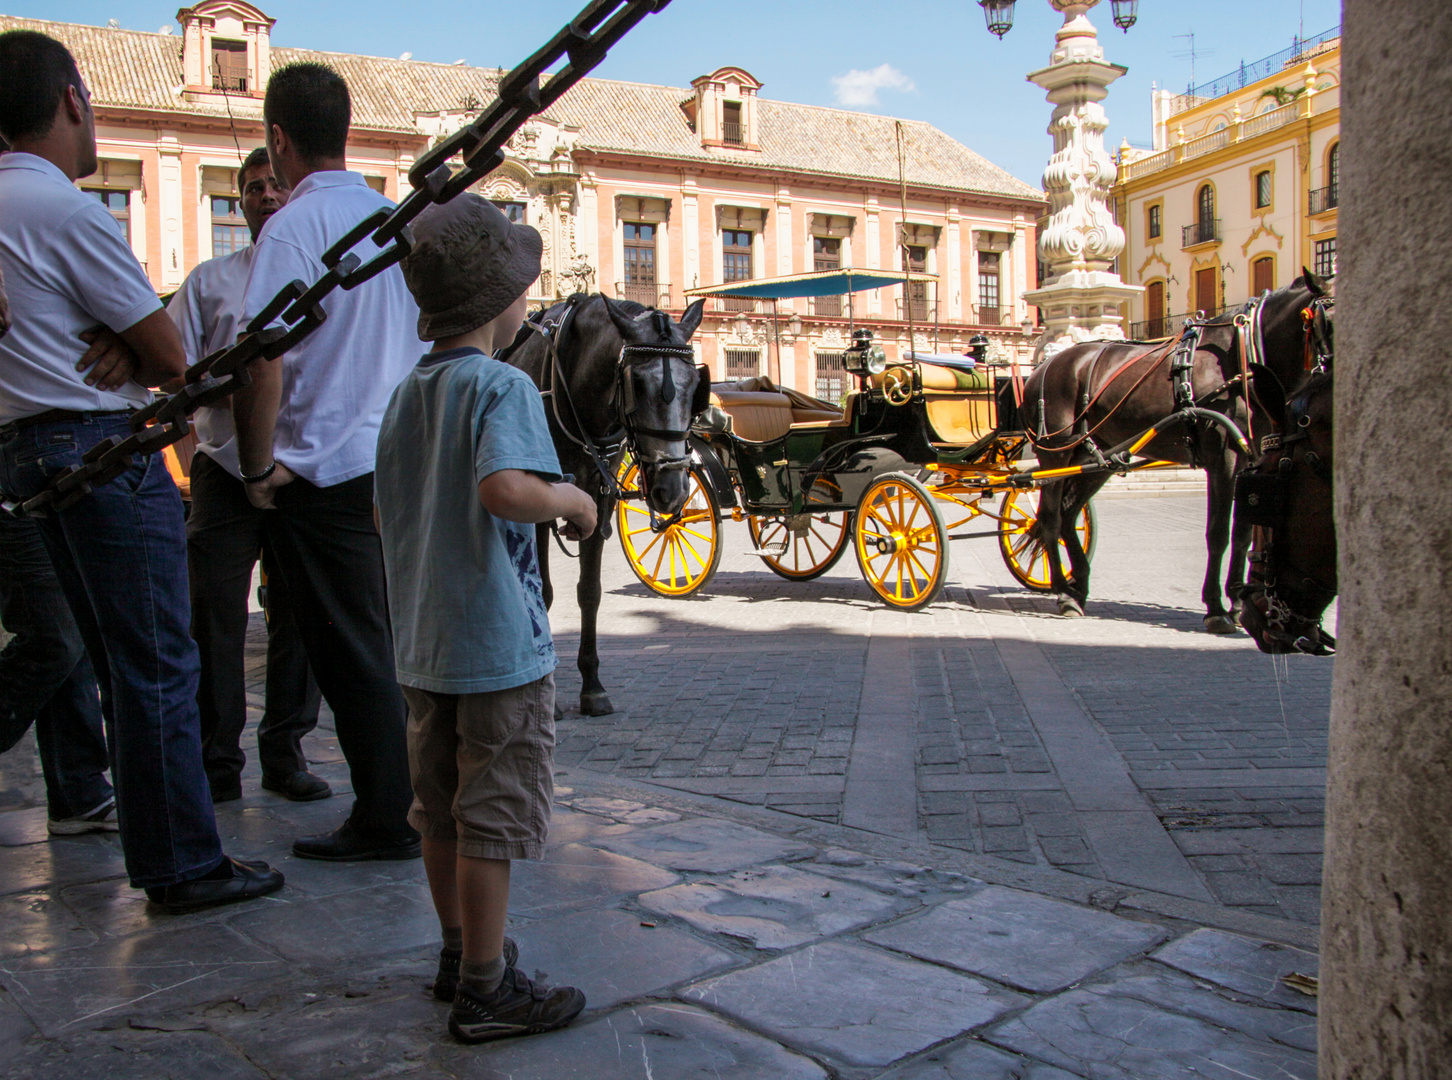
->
[684, 267, 935, 301]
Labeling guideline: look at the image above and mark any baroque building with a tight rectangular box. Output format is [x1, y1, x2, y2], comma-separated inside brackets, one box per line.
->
[1112, 27, 1341, 338]
[1, 2, 1045, 395]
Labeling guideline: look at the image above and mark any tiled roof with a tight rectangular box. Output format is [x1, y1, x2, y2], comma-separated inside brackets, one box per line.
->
[0, 14, 1042, 201]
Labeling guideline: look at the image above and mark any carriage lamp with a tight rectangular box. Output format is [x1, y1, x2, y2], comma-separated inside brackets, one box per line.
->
[978, 0, 1016, 38]
[968, 333, 991, 364]
[844, 329, 888, 376]
[1110, 0, 1138, 30]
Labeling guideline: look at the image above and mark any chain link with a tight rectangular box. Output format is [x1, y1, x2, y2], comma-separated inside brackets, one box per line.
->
[14, 0, 672, 518]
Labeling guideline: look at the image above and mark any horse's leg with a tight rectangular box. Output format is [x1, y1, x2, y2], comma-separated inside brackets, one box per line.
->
[575, 522, 613, 716]
[536, 523, 564, 720]
[1058, 474, 1110, 613]
[1035, 478, 1079, 616]
[1226, 455, 1253, 625]
[1201, 435, 1239, 634]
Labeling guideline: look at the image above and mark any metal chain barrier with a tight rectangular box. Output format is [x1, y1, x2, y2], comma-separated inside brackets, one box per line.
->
[15, 0, 672, 517]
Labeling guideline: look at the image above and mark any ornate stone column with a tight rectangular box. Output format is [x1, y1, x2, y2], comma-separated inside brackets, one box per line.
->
[1021, 0, 1142, 359]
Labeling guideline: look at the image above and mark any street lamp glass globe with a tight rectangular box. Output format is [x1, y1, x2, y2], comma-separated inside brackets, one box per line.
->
[977, 0, 1016, 38]
[1111, 0, 1139, 31]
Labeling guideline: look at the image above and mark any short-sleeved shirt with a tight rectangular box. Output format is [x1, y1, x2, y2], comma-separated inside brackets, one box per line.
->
[375, 347, 562, 694]
[240, 170, 422, 487]
[166, 245, 252, 478]
[0, 153, 162, 423]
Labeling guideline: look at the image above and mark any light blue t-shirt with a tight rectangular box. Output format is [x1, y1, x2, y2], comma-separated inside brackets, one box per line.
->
[375, 347, 562, 694]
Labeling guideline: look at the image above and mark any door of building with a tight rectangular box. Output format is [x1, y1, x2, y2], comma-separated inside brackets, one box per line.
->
[1195, 267, 1218, 316]
[1145, 280, 1165, 337]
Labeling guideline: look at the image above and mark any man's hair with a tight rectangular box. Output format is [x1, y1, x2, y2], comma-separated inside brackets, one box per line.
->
[237, 146, 272, 192]
[264, 62, 350, 160]
[0, 31, 83, 144]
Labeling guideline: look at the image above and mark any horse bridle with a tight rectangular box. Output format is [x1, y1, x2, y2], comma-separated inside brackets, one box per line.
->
[1232, 379, 1337, 655]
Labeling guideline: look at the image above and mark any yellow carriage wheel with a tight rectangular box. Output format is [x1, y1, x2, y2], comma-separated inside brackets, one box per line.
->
[997, 489, 1098, 593]
[747, 511, 853, 581]
[853, 472, 951, 611]
[616, 464, 721, 597]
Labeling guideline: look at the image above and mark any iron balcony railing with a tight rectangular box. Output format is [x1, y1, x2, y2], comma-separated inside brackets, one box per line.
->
[1182, 219, 1222, 247]
[1309, 184, 1339, 215]
[1127, 309, 1225, 340]
[710, 295, 759, 315]
[895, 297, 936, 323]
[722, 121, 744, 145]
[809, 295, 845, 317]
[1169, 25, 1341, 115]
[616, 281, 673, 308]
[976, 306, 1001, 327]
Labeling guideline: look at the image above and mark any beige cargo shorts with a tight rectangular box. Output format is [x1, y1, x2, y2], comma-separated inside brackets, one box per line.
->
[402, 674, 555, 860]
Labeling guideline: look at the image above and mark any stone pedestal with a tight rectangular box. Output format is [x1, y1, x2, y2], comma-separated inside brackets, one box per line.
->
[1021, 1, 1142, 359]
[1321, 1, 1452, 1074]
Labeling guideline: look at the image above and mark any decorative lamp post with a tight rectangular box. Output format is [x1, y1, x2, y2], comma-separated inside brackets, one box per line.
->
[983, 1, 1143, 360]
[977, 0, 1017, 38]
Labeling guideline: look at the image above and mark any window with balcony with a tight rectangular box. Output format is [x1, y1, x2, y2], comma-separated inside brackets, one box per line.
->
[621, 221, 659, 306]
[1183, 184, 1220, 246]
[493, 200, 526, 224]
[1252, 256, 1275, 296]
[1311, 143, 1340, 214]
[211, 38, 248, 92]
[813, 236, 841, 317]
[83, 188, 131, 244]
[977, 251, 1001, 326]
[1254, 170, 1272, 209]
[211, 195, 248, 255]
[724, 347, 760, 379]
[722, 101, 744, 146]
[815, 351, 846, 406]
[905, 244, 929, 322]
[1147, 203, 1161, 240]
[1314, 237, 1337, 279]
[722, 228, 754, 312]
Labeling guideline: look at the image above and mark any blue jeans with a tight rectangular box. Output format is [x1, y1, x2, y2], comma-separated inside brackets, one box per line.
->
[0, 414, 223, 887]
[0, 510, 113, 820]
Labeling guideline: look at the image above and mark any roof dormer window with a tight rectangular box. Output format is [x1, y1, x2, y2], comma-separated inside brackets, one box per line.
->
[212, 38, 247, 92]
[689, 67, 762, 151]
[722, 101, 743, 145]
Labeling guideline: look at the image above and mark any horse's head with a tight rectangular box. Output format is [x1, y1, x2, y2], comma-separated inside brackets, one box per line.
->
[1234, 366, 1337, 655]
[601, 295, 707, 516]
[1251, 269, 1335, 389]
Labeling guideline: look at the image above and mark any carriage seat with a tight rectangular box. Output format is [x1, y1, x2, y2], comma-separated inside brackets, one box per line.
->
[708, 376, 845, 441]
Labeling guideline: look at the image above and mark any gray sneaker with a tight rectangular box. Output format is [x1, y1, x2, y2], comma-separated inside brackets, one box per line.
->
[447, 967, 585, 1043]
[432, 938, 518, 1002]
[48, 796, 121, 835]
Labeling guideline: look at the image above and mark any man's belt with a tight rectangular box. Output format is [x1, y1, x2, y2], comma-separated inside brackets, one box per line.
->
[0, 408, 134, 435]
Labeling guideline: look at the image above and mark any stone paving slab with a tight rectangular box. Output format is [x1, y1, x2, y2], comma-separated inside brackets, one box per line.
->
[592, 816, 816, 872]
[877, 1038, 1088, 1079]
[1153, 927, 1320, 1013]
[985, 985, 1317, 1080]
[0, 890, 96, 960]
[638, 863, 909, 950]
[0, 834, 127, 898]
[504, 843, 680, 919]
[509, 906, 738, 1009]
[454, 1003, 830, 1079]
[683, 939, 1029, 1069]
[7, 1029, 268, 1080]
[864, 886, 1169, 993]
[227, 884, 444, 965]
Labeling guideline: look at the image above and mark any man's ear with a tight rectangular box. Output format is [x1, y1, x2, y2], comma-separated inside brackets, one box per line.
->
[62, 84, 86, 124]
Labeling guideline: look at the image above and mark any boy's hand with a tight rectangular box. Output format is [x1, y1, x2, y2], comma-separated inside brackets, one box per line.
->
[557, 484, 597, 541]
[78, 326, 140, 391]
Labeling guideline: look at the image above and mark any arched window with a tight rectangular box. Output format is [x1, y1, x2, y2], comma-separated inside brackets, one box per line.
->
[1197, 185, 1215, 226]
[1328, 143, 1340, 196]
[1189, 185, 1217, 245]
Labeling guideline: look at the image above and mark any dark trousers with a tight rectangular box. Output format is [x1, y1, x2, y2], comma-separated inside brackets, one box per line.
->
[0, 415, 222, 887]
[187, 452, 321, 791]
[0, 509, 112, 820]
[263, 472, 414, 840]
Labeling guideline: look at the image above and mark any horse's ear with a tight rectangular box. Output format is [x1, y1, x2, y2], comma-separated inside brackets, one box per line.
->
[1302, 266, 1327, 297]
[601, 295, 645, 339]
[677, 299, 706, 341]
[1248, 362, 1288, 429]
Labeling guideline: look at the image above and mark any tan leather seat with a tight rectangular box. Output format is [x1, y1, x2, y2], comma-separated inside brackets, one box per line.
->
[709, 389, 795, 442]
[925, 397, 994, 444]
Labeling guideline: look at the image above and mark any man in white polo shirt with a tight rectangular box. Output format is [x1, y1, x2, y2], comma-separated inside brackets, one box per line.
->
[233, 61, 421, 861]
[0, 29, 282, 908]
[168, 146, 326, 806]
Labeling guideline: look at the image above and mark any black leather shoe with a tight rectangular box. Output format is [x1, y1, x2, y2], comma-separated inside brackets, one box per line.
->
[261, 770, 332, 802]
[210, 781, 243, 804]
[292, 819, 421, 862]
[145, 857, 284, 911]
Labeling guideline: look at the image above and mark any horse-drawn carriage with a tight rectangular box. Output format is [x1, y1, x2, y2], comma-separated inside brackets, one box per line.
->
[612, 269, 1105, 611]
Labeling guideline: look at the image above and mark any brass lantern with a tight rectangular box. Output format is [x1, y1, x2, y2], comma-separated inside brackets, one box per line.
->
[978, 0, 1016, 39]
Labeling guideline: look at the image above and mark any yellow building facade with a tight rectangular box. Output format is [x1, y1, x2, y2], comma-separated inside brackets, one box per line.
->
[1, 2, 1046, 396]
[1112, 29, 1340, 338]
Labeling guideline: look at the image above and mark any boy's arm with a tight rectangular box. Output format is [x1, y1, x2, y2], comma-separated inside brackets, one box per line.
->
[477, 470, 597, 540]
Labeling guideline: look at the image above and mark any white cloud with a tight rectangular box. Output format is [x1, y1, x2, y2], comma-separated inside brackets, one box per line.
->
[830, 63, 916, 107]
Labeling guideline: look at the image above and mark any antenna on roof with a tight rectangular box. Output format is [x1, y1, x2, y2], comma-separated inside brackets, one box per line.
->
[158, 25, 173, 35]
[399, 52, 412, 61]
[106, 18, 120, 29]
[453, 59, 467, 66]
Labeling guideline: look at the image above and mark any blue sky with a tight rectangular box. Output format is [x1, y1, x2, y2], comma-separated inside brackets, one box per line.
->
[37, 0, 1342, 187]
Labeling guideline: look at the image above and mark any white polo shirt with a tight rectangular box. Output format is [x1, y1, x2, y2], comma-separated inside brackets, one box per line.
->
[0, 153, 161, 424]
[240, 170, 422, 487]
[167, 246, 252, 479]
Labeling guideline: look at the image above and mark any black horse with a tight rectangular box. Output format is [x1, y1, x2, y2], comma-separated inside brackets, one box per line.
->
[503, 293, 707, 715]
[1234, 365, 1336, 654]
[1021, 272, 1333, 629]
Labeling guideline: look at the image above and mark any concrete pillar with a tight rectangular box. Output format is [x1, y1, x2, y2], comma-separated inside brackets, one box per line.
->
[1320, 2, 1452, 1075]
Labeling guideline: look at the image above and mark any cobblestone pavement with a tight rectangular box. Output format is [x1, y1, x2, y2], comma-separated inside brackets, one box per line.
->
[0, 492, 1332, 1077]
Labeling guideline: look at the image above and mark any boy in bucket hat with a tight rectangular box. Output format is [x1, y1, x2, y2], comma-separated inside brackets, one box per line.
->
[375, 195, 597, 1043]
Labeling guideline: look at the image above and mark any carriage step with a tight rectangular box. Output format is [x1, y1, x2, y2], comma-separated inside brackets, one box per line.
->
[751, 544, 790, 557]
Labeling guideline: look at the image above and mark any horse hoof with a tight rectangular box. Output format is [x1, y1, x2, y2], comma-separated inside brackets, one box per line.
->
[580, 691, 614, 717]
[1204, 615, 1238, 635]
[1057, 596, 1085, 618]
